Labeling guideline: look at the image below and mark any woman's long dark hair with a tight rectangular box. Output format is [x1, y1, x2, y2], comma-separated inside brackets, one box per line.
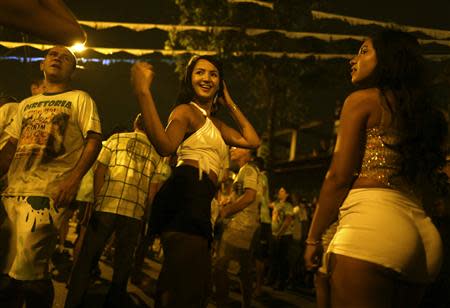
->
[176, 55, 224, 115]
[369, 29, 448, 197]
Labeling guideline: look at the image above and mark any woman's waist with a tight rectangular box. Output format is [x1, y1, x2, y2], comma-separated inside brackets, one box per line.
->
[177, 147, 226, 170]
[353, 176, 413, 195]
[343, 187, 423, 212]
[176, 159, 218, 185]
[352, 177, 392, 190]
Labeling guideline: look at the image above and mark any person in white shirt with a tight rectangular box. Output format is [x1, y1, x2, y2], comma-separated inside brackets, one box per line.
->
[66, 114, 161, 308]
[0, 46, 102, 307]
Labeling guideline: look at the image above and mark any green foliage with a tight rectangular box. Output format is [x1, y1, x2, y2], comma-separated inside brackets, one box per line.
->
[165, 1, 450, 164]
[168, 0, 318, 135]
[273, 0, 313, 30]
[174, 0, 230, 25]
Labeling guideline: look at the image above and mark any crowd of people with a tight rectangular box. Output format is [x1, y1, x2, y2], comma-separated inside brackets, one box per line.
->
[0, 3, 449, 308]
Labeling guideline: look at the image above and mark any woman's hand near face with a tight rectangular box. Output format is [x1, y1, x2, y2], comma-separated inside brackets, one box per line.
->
[217, 81, 231, 106]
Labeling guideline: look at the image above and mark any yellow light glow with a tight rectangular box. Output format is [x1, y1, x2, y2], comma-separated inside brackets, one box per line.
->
[70, 42, 86, 53]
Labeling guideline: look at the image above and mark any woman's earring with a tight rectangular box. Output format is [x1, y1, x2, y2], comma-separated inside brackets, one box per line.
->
[212, 93, 219, 113]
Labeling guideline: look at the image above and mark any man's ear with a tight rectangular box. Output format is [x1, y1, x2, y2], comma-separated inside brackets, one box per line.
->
[39, 60, 44, 72]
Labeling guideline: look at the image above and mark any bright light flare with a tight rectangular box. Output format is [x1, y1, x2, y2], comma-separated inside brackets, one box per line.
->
[70, 42, 86, 53]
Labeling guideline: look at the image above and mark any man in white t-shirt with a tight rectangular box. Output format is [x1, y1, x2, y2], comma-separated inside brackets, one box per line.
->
[0, 97, 18, 152]
[0, 46, 102, 307]
[0, 96, 18, 188]
[0, 97, 18, 275]
[214, 147, 260, 308]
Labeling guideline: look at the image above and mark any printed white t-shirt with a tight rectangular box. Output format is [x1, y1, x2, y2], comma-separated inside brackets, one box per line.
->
[3, 90, 102, 198]
[221, 163, 260, 250]
[0, 102, 18, 149]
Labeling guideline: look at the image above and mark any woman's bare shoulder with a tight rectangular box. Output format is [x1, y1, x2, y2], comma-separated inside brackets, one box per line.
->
[344, 88, 382, 110]
[343, 88, 384, 127]
[170, 103, 195, 119]
[172, 103, 193, 113]
[346, 88, 382, 102]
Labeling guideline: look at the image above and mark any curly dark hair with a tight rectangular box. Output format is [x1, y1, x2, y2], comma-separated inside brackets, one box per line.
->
[368, 29, 448, 197]
[176, 55, 224, 115]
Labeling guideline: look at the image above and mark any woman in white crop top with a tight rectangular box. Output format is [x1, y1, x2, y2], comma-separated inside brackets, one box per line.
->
[131, 55, 260, 308]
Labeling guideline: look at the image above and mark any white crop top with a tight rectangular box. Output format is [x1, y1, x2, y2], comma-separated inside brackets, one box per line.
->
[176, 102, 229, 181]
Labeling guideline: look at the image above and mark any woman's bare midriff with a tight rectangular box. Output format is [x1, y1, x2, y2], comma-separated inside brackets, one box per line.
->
[179, 159, 218, 185]
[352, 177, 391, 190]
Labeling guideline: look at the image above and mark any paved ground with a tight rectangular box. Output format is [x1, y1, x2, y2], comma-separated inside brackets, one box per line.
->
[50, 222, 317, 307]
[53, 255, 317, 308]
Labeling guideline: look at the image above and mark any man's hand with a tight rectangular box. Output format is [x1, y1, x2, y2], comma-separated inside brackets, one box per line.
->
[53, 174, 81, 208]
[0, 138, 17, 177]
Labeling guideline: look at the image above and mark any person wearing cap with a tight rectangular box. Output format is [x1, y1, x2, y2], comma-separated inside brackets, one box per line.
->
[0, 45, 102, 307]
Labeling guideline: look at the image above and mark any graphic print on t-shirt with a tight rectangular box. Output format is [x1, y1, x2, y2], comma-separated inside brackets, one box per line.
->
[25, 196, 55, 231]
[15, 100, 71, 171]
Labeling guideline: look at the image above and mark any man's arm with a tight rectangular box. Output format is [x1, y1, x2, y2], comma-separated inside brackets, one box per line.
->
[275, 214, 293, 238]
[53, 132, 102, 207]
[93, 162, 107, 198]
[141, 182, 160, 223]
[220, 188, 256, 218]
[147, 182, 160, 207]
[0, 137, 17, 177]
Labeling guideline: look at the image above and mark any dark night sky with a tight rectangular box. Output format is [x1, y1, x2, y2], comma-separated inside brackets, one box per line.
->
[2, 1, 450, 137]
[68, 0, 450, 31]
[63, 0, 450, 135]
[322, 0, 450, 30]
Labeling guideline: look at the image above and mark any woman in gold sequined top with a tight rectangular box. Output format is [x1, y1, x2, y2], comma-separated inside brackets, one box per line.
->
[304, 30, 448, 308]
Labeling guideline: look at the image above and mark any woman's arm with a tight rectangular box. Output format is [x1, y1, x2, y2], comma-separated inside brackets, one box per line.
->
[131, 62, 190, 156]
[304, 90, 375, 269]
[214, 82, 260, 149]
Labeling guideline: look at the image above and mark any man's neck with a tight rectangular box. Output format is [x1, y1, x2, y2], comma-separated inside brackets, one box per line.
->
[44, 82, 71, 94]
[238, 159, 250, 168]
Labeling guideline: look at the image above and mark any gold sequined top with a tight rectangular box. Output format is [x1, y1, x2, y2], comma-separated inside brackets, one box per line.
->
[358, 126, 402, 187]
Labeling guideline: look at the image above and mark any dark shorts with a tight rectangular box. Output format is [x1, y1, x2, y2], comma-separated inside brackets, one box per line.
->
[255, 223, 271, 260]
[150, 165, 217, 242]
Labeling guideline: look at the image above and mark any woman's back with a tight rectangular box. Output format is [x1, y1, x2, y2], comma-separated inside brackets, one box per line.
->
[352, 88, 405, 190]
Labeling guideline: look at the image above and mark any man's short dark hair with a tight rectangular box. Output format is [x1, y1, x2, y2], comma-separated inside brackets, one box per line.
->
[46, 46, 77, 70]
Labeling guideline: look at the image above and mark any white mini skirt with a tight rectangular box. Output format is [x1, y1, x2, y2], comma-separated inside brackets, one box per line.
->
[326, 188, 442, 283]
